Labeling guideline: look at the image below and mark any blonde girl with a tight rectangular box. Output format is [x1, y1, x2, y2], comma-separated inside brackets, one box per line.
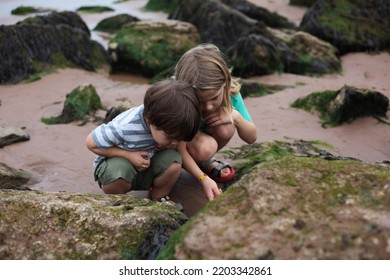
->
[175, 43, 257, 200]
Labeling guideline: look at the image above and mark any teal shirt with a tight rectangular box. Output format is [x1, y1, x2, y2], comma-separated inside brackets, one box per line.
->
[230, 92, 252, 122]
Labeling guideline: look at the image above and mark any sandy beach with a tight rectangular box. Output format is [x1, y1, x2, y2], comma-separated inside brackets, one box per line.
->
[0, 0, 389, 198]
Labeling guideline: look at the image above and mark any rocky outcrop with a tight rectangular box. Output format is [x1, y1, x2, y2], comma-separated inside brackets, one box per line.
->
[158, 141, 390, 260]
[229, 28, 341, 77]
[0, 189, 187, 259]
[292, 85, 389, 127]
[0, 11, 110, 84]
[300, 0, 390, 54]
[169, 0, 341, 77]
[108, 20, 200, 77]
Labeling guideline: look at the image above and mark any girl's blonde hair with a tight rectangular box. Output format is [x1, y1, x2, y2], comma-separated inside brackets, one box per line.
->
[175, 43, 241, 116]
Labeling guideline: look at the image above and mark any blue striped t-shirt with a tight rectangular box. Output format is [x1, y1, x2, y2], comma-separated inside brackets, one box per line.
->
[92, 105, 157, 166]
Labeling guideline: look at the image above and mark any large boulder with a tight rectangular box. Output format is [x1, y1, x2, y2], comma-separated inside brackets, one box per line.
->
[0, 11, 110, 84]
[229, 28, 341, 77]
[170, 0, 341, 77]
[300, 0, 390, 54]
[170, 0, 256, 54]
[108, 20, 200, 77]
[158, 141, 390, 260]
[0, 189, 187, 259]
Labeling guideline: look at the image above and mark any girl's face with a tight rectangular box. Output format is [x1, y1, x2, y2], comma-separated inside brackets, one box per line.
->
[149, 124, 179, 149]
[197, 84, 225, 116]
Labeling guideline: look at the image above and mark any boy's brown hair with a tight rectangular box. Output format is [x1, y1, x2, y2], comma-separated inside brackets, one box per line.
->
[143, 78, 200, 142]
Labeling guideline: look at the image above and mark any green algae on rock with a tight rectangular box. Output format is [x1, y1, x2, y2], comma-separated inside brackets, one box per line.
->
[0, 190, 187, 259]
[291, 85, 389, 127]
[41, 84, 103, 125]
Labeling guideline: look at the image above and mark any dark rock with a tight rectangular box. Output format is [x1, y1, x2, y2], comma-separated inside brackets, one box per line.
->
[300, 0, 390, 54]
[229, 28, 341, 77]
[221, 0, 296, 28]
[0, 162, 32, 189]
[0, 125, 30, 148]
[170, 0, 256, 54]
[327, 85, 389, 125]
[291, 85, 389, 126]
[0, 11, 110, 84]
[94, 14, 140, 33]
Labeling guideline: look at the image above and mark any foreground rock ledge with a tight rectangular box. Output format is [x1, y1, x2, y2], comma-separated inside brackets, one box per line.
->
[159, 156, 390, 260]
[0, 190, 187, 259]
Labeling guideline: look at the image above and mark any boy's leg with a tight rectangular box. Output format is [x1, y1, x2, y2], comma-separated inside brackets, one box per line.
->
[94, 157, 136, 194]
[102, 179, 131, 194]
[132, 149, 182, 200]
[149, 162, 181, 200]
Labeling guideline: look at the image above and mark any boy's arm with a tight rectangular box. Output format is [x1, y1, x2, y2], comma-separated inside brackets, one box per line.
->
[86, 132, 150, 171]
[177, 142, 222, 201]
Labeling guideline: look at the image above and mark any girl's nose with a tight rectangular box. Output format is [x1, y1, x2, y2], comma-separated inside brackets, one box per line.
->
[202, 102, 213, 112]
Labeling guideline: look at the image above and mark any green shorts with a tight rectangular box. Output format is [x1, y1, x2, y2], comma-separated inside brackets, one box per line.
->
[94, 149, 182, 191]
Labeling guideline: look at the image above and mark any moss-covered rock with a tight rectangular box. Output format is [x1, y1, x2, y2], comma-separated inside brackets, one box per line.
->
[300, 0, 390, 54]
[94, 14, 139, 34]
[158, 141, 390, 260]
[240, 79, 291, 98]
[108, 20, 200, 77]
[170, 0, 340, 77]
[0, 11, 110, 84]
[291, 85, 389, 127]
[76, 6, 114, 14]
[41, 84, 103, 125]
[11, 6, 52, 15]
[144, 0, 180, 14]
[0, 189, 187, 259]
[289, 0, 316, 7]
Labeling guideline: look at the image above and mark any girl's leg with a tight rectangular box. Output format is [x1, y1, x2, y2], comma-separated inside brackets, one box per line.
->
[187, 125, 235, 179]
[186, 132, 218, 162]
[205, 121, 235, 151]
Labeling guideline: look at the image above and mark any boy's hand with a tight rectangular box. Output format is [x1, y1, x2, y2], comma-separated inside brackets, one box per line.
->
[126, 151, 151, 172]
[202, 176, 223, 201]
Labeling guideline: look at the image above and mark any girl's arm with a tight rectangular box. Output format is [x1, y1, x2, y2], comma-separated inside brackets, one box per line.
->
[177, 142, 222, 201]
[232, 109, 257, 144]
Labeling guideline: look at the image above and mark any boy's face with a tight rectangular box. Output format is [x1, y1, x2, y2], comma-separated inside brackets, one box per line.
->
[149, 124, 179, 149]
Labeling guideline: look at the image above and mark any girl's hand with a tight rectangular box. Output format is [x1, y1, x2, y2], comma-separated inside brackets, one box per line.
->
[125, 151, 151, 172]
[201, 176, 223, 201]
[203, 107, 232, 127]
